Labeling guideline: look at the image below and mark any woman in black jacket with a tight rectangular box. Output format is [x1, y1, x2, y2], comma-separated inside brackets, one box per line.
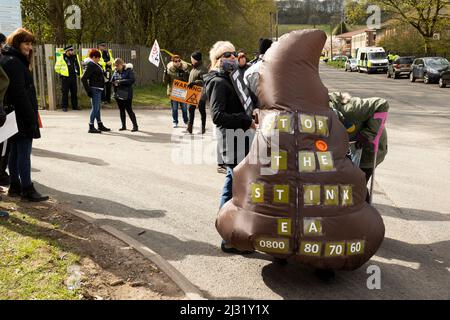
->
[0, 28, 48, 202]
[204, 40, 255, 254]
[81, 49, 111, 134]
[112, 58, 138, 132]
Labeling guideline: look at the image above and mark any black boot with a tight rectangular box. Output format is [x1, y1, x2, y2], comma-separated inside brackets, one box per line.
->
[89, 124, 102, 134]
[8, 181, 21, 197]
[187, 123, 193, 134]
[0, 172, 10, 187]
[98, 122, 111, 132]
[131, 126, 139, 132]
[21, 183, 49, 202]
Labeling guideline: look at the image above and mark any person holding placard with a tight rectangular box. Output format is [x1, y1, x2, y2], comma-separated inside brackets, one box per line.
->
[163, 55, 190, 128]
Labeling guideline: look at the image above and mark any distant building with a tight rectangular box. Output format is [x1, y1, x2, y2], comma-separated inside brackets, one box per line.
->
[351, 29, 377, 58]
[336, 28, 377, 58]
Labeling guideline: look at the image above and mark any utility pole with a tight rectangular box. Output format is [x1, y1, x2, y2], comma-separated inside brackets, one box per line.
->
[330, 22, 333, 59]
[276, 9, 279, 41]
[269, 12, 273, 40]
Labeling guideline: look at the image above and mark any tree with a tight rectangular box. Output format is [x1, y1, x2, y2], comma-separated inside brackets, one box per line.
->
[373, 0, 449, 53]
[344, 0, 369, 26]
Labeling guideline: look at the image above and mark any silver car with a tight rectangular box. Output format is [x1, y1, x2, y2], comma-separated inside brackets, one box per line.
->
[345, 59, 358, 72]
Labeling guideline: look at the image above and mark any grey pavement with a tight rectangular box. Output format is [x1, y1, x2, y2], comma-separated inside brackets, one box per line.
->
[30, 64, 449, 299]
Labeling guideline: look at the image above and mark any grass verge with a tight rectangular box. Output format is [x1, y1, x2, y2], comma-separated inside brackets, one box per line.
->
[0, 197, 183, 300]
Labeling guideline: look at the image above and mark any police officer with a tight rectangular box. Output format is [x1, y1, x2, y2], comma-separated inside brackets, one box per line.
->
[97, 42, 114, 104]
[55, 46, 81, 112]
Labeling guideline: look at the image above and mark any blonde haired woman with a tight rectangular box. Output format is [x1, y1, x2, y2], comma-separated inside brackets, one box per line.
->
[204, 41, 256, 254]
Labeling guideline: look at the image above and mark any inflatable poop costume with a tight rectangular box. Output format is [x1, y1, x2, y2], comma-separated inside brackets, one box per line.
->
[216, 30, 385, 271]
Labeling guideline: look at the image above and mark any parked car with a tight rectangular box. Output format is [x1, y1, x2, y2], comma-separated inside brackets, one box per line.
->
[387, 56, 414, 79]
[344, 59, 358, 72]
[410, 57, 450, 85]
[332, 55, 348, 62]
[439, 69, 450, 88]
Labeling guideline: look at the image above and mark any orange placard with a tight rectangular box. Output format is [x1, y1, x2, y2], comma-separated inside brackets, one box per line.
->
[170, 80, 202, 106]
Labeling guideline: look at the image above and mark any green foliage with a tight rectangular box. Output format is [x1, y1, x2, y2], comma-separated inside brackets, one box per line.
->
[333, 22, 350, 35]
[344, 0, 369, 26]
[21, 0, 276, 59]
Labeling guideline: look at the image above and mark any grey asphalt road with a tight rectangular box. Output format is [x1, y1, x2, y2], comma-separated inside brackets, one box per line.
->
[30, 64, 449, 299]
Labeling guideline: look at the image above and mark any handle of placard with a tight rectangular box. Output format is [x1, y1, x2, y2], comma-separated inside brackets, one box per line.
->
[369, 112, 388, 204]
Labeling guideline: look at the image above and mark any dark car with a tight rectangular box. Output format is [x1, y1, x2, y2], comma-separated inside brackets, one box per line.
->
[410, 57, 450, 84]
[439, 68, 450, 88]
[387, 56, 414, 79]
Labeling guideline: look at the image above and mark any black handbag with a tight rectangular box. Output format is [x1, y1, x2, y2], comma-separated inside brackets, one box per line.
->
[114, 88, 129, 100]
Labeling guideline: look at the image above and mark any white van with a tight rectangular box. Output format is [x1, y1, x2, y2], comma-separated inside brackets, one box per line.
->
[356, 47, 389, 74]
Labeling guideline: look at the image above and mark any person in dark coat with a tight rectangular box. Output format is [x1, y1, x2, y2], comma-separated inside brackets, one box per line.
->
[0, 33, 11, 186]
[0, 28, 48, 202]
[204, 40, 256, 254]
[81, 49, 111, 134]
[0, 65, 10, 217]
[186, 51, 208, 134]
[112, 58, 138, 132]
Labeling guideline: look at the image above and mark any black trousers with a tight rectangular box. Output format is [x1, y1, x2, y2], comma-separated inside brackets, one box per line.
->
[0, 140, 11, 184]
[61, 76, 78, 109]
[188, 93, 207, 128]
[361, 167, 374, 203]
[116, 98, 138, 128]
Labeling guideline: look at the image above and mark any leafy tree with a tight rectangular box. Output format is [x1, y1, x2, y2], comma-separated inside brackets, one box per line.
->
[373, 0, 449, 53]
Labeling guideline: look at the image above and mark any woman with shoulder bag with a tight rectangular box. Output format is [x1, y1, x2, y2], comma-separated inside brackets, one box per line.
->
[0, 28, 48, 202]
[112, 58, 138, 132]
[81, 49, 111, 134]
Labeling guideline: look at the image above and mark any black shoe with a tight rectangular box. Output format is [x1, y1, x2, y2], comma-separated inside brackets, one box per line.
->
[201, 126, 206, 135]
[8, 182, 21, 197]
[98, 122, 111, 132]
[131, 126, 139, 132]
[21, 183, 49, 202]
[187, 124, 193, 134]
[119, 127, 127, 131]
[73, 107, 80, 111]
[0, 173, 10, 187]
[89, 124, 102, 134]
[274, 257, 288, 266]
[221, 240, 253, 255]
[62, 108, 68, 112]
[314, 269, 335, 281]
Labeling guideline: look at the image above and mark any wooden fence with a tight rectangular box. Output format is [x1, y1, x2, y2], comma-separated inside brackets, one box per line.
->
[32, 43, 167, 110]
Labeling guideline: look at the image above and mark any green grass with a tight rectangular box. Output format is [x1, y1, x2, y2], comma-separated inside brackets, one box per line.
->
[0, 208, 81, 300]
[278, 24, 332, 36]
[278, 24, 367, 37]
[327, 60, 346, 69]
[77, 84, 170, 109]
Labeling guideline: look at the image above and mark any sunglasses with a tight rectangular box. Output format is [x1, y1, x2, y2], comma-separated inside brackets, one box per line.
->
[219, 51, 238, 59]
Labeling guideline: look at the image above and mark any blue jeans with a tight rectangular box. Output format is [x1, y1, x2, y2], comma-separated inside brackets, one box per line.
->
[89, 88, 103, 124]
[9, 137, 33, 188]
[171, 100, 188, 125]
[220, 166, 235, 208]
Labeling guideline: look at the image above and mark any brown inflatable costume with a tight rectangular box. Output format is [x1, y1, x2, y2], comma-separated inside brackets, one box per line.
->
[216, 30, 385, 271]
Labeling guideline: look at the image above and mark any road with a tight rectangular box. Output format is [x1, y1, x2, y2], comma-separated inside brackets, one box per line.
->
[30, 64, 449, 299]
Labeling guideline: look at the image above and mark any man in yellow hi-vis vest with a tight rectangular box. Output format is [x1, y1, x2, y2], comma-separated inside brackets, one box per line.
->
[97, 42, 115, 103]
[55, 46, 82, 111]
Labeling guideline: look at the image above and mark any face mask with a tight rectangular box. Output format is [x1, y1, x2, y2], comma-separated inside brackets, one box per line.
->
[221, 59, 238, 73]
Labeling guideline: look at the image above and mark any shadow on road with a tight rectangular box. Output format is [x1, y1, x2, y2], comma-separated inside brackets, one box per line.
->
[33, 148, 109, 167]
[260, 236, 449, 300]
[35, 183, 166, 219]
[103, 131, 173, 144]
[375, 203, 450, 221]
